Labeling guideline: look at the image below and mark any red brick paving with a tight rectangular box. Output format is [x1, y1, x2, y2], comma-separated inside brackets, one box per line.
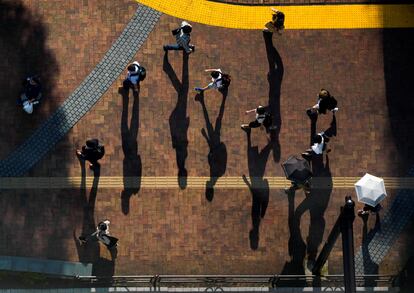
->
[0, 2, 413, 277]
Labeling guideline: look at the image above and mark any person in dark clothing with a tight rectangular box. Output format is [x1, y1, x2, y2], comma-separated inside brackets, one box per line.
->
[241, 105, 275, 131]
[163, 21, 195, 54]
[358, 203, 382, 217]
[76, 139, 105, 169]
[79, 220, 118, 248]
[306, 89, 338, 118]
[122, 61, 145, 94]
[263, 8, 285, 34]
[18, 76, 42, 114]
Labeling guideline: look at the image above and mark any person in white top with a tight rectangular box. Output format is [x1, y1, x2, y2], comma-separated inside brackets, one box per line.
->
[194, 68, 224, 92]
[78, 219, 118, 248]
[123, 61, 142, 93]
[241, 105, 275, 131]
[301, 132, 328, 161]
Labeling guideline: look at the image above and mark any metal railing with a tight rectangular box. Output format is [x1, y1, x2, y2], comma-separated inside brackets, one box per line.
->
[75, 274, 397, 288]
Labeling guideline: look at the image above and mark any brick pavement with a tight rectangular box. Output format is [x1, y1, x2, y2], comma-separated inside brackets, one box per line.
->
[0, 2, 413, 279]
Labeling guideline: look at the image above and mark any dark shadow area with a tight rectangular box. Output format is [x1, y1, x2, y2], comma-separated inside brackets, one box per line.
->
[119, 88, 142, 215]
[0, 0, 59, 159]
[384, 29, 414, 171]
[263, 31, 283, 163]
[360, 213, 380, 285]
[73, 161, 115, 280]
[195, 92, 227, 202]
[242, 129, 272, 250]
[278, 115, 333, 286]
[163, 52, 190, 189]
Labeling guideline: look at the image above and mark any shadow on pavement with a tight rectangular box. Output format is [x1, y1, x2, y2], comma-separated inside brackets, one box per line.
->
[263, 31, 283, 163]
[0, 0, 59, 159]
[163, 52, 190, 190]
[242, 130, 272, 250]
[73, 162, 115, 279]
[119, 87, 142, 215]
[196, 92, 228, 202]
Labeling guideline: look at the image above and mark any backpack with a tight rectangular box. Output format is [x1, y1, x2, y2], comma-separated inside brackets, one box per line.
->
[139, 66, 146, 81]
[275, 11, 285, 28]
[220, 73, 231, 87]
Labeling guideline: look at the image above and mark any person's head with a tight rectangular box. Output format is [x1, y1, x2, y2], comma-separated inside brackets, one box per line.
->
[318, 89, 331, 100]
[127, 63, 139, 73]
[181, 21, 192, 34]
[256, 105, 266, 115]
[98, 222, 107, 231]
[314, 134, 323, 144]
[272, 11, 285, 29]
[211, 71, 220, 79]
[28, 76, 40, 85]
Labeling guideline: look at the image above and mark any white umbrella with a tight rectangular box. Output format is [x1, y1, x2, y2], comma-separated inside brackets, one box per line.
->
[354, 173, 387, 207]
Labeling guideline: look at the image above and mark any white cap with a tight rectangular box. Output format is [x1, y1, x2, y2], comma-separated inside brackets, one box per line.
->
[181, 21, 192, 28]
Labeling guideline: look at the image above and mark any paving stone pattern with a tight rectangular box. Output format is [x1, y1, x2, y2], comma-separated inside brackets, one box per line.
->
[355, 166, 414, 274]
[0, 4, 161, 177]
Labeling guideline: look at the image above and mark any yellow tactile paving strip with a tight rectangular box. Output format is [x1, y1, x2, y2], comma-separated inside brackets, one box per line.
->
[1, 176, 413, 189]
[137, 0, 414, 29]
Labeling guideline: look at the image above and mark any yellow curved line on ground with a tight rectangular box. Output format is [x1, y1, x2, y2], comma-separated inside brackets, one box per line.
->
[136, 0, 414, 29]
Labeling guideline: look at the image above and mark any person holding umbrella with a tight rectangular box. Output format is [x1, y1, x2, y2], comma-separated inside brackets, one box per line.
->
[354, 173, 387, 217]
[282, 155, 313, 195]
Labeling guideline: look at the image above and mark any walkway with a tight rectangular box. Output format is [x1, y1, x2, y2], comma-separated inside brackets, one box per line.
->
[0, 4, 161, 177]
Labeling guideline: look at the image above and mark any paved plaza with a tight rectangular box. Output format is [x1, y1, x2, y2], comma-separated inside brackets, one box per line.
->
[0, 0, 414, 280]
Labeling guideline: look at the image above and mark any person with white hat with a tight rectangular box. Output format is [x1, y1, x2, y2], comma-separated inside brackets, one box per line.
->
[163, 21, 195, 54]
[123, 61, 145, 94]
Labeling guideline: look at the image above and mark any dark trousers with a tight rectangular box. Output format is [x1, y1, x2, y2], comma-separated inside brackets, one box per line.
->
[248, 117, 272, 129]
[164, 44, 195, 51]
[123, 79, 139, 90]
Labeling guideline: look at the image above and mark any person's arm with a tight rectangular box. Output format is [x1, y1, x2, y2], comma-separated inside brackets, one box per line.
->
[245, 108, 256, 114]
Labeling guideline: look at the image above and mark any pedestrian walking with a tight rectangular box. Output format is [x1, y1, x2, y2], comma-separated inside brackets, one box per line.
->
[163, 21, 195, 54]
[76, 139, 105, 169]
[358, 203, 382, 217]
[263, 8, 285, 34]
[306, 89, 338, 118]
[241, 105, 275, 131]
[285, 179, 311, 196]
[123, 61, 146, 93]
[194, 68, 231, 94]
[79, 220, 118, 248]
[18, 75, 42, 114]
[301, 132, 330, 161]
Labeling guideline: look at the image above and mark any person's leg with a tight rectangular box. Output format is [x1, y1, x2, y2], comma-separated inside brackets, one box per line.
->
[163, 44, 182, 51]
[123, 79, 132, 90]
[248, 120, 261, 128]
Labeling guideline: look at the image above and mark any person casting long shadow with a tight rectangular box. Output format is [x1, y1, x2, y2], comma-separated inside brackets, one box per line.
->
[196, 92, 227, 202]
[120, 87, 142, 215]
[263, 31, 283, 163]
[242, 129, 272, 250]
[163, 52, 190, 189]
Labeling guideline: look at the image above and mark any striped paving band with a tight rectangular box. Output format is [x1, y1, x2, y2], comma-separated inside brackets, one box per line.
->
[1, 176, 413, 189]
[137, 0, 414, 29]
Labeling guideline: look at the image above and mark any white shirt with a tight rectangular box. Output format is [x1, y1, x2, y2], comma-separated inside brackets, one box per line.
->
[207, 69, 223, 89]
[127, 61, 140, 85]
[311, 135, 324, 154]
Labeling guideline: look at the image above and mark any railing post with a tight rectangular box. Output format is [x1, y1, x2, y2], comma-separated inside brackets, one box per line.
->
[341, 196, 356, 293]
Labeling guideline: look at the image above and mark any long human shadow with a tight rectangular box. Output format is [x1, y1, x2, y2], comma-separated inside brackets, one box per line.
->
[278, 117, 334, 286]
[361, 213, 380, 286]
[263, 31, 283, 163]
[242, 130, 272, 250]
[0, 1, 59, 159]
[73, 161, 116, 279]
[163, 52, 190, 189]
[119, 88, 142, 215]
[196, 92, 228, 202]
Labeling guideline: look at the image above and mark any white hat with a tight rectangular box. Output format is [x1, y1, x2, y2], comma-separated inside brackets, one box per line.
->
[181, 21, 192, 28]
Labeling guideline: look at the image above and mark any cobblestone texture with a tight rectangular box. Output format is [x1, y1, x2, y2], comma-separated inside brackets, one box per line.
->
[0, 4, 161, 176]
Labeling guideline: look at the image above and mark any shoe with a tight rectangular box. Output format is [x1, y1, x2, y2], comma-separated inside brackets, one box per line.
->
[241, 124, 250, 131]
[331, 107, 339, 113]
[301, 152, 312, 161]
[190, 45, 195, 52]
[194, 87, 203, 92]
